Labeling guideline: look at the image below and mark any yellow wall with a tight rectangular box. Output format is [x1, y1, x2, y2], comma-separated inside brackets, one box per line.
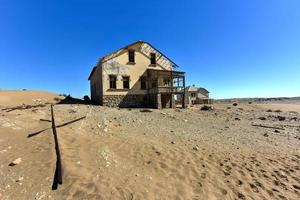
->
[102, 43, 168, 96]
[90, 42, 176, 104]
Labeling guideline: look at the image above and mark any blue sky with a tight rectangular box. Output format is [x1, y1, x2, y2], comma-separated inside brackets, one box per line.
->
[0, 0, 299, 99]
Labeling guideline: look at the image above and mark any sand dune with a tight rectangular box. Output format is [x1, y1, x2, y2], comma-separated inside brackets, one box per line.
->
[0, 90, 60, 107]
[0, 91, 300, 199]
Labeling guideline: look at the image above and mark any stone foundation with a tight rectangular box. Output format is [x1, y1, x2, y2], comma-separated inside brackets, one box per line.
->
[103, 95, 148, 108]
[102, 94, 184, 109]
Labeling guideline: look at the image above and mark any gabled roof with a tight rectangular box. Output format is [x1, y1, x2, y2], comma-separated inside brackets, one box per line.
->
[198, 87, 209, 93]
[100, 40, 179, 67]
[185, 85, 210, 93]
[88, 40, 180, 80]
[185, 85, 198, 92]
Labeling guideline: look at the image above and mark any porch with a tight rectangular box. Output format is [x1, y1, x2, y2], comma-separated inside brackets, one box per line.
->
[146, 69, 186, 109]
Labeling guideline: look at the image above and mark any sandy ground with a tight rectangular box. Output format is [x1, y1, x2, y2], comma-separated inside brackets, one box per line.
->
[0, 91, 300, 200]
[0, 90, 60, 107]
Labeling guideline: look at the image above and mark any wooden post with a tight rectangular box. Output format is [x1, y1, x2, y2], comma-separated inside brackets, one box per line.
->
[170, 70, 173, 108]
[51, 105, 63, 190]
[182, 76, 186, 108]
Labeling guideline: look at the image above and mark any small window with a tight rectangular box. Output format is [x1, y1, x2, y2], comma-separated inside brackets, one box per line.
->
[128, 50, 135, 63]
[123, 76, 130, 89]
[109, 75, 117, 89]
[150, 53, 156, 65]
[191, 93, 196, 97]
[163, 78, 170, 86]
[140, 77, 146, 89]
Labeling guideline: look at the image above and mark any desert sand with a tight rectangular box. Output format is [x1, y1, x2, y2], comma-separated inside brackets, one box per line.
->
[0, 91, 300, 200]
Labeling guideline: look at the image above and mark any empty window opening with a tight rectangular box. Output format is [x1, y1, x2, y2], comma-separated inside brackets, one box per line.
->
[128, 50, 135, 63]
[150, 53, 156, 65]
[109, 75, 117, 89]
[163, 78, 170, 87]
[123, 76, 130, 89]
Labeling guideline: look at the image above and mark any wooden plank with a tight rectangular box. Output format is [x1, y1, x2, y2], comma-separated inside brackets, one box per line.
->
[50, 104, 63, 190]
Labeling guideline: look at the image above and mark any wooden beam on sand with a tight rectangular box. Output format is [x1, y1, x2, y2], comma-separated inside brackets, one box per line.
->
[39, 119, 52, 122]
[27, 116, 86, 138]
[50, 104, 62, 190]
[252, 124, 285, 130]
[282, 124, 300, 128]
[3, 104, 47, 112]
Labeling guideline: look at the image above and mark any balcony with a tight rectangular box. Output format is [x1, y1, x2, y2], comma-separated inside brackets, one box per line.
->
[146, 69, 185, 94]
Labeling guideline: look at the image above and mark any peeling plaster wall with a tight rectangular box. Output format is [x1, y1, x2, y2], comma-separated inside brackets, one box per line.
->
[90, 42, 178, 107]
[140, 43, 173, 71]
[102, 43, 169, 96]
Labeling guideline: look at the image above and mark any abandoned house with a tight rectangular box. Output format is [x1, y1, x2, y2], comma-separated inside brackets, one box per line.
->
[88, 41, 187, 108]
[185, 85, 211, 105]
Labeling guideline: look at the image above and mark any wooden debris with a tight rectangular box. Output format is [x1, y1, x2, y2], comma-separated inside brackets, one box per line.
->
[252, 124, 285, 130]
[50, 105, 62, 190]
[40, 119, 52, 122]
[28, 116, 86, 138]
[3, 104, 47, 112]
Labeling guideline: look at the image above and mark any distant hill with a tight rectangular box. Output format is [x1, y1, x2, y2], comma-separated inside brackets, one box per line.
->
[215, 96, 300, 103]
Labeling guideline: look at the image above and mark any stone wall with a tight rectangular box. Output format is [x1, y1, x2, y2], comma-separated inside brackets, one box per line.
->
[103, 94, 148, 108]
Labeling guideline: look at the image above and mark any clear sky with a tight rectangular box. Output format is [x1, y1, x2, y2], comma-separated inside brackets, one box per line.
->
[1, 0, 299, 99]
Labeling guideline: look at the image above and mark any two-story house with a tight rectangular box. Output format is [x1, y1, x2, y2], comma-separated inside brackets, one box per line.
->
[88, 41, 187, 108]
[185, 85, 211, 105]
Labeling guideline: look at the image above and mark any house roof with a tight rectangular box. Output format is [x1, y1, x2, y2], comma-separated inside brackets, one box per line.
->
[185, 85, 210, 93]
[185, 85, 198, 92]
[88, 40, 180, 80]
[198, 87, 209, 93]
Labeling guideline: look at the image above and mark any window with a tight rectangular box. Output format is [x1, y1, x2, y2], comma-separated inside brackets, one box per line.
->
[191, 93, 196, 97]
[140, 77, 146, 89]
[123, 76, 130, 89]
[150, 53, 156, 65]
[109, 75, 117, 89]
[128, 50, 135, 63]
[163, 78, 170, 87]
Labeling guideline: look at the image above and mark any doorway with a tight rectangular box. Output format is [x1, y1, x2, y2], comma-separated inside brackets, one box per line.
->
[161, 94, 171, 108]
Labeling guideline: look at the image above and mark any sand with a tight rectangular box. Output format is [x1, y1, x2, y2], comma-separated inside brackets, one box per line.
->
[0, 91, 300, 199]
[0, 90, 60, 107]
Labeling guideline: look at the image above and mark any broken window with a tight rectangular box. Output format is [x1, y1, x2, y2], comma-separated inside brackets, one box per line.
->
[128, 50, 135, 63]
[109, 75, 117, 89]
[123, 76, 130, 89]
[150, 53, 156, 65]
[140, 77, 146, 89]
[163, 78, 170, 87]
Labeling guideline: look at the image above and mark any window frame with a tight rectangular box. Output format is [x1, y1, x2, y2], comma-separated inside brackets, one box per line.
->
[109, 75, 117, 89]
[150, 53, 156, 65]
[122, 76, 130, 89]
[163, 78, 170, 87]
[128, 50, 135, 63]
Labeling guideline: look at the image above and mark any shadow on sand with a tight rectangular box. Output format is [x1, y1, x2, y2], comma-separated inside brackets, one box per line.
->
[56, 95, 91, 105]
